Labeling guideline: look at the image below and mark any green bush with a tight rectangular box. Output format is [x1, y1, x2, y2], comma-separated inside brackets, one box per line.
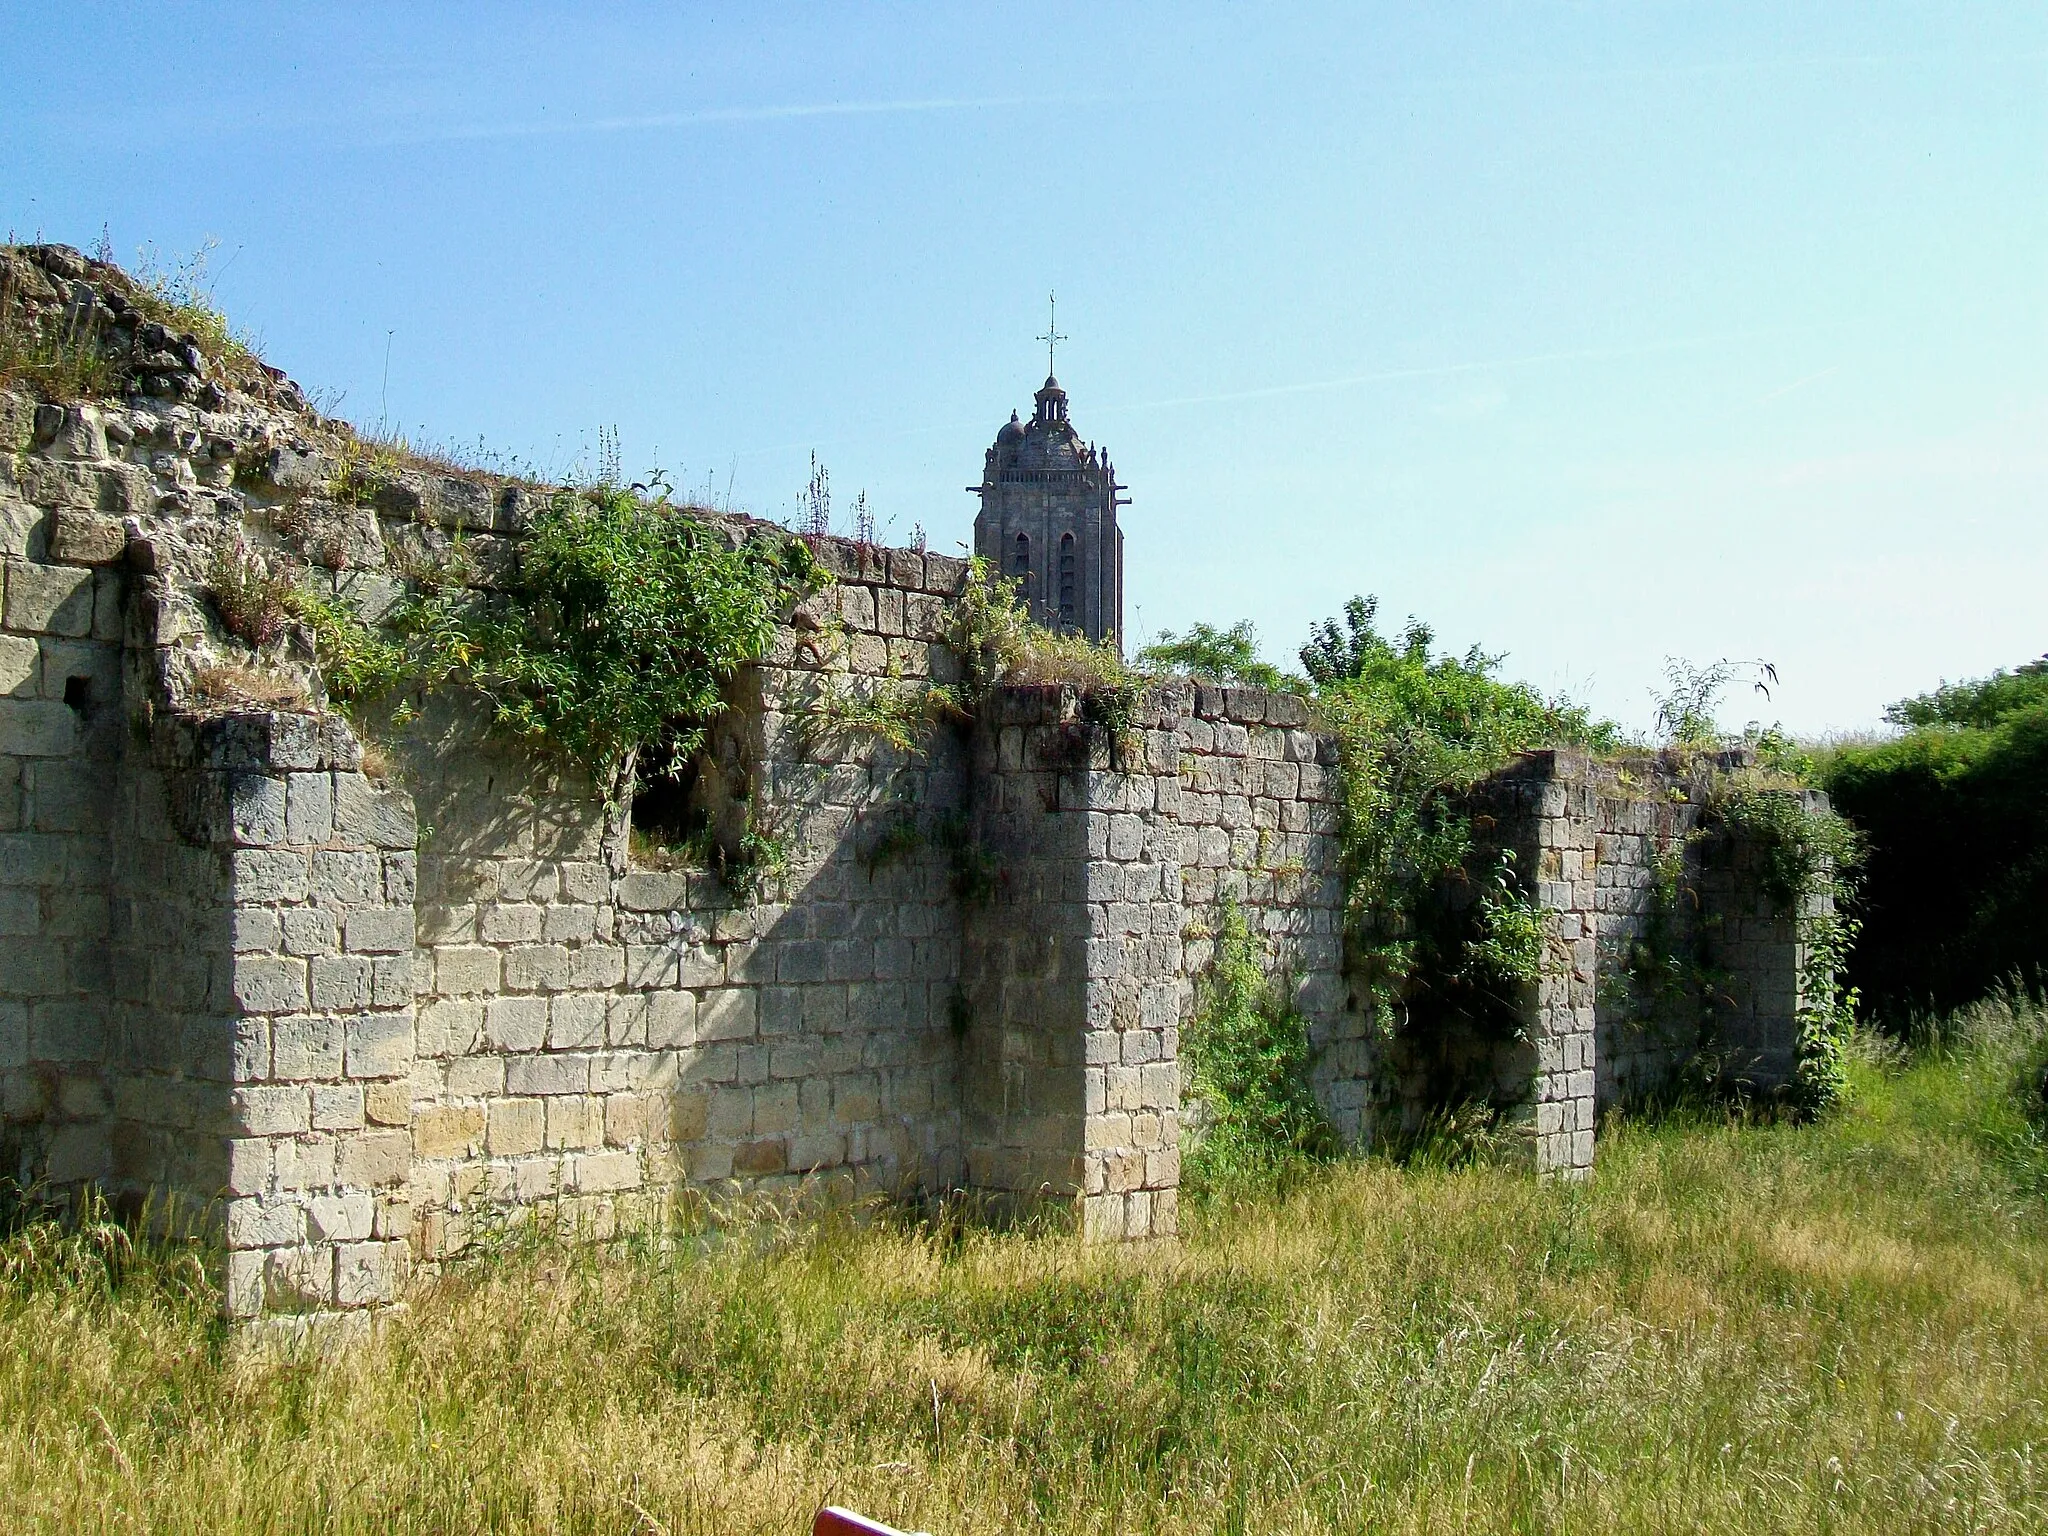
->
[1182, 902, 1337, 1187]
[401, 483, 820, 800]
[1821, 657, 2048, 1024]
[1305, 596, 1616, 1027]
[1137, 620, 1301, 692]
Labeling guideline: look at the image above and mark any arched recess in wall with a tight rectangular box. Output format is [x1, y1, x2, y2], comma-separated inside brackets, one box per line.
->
[1013, 532, 1030, 578]
[1058, 533, 1076, 629]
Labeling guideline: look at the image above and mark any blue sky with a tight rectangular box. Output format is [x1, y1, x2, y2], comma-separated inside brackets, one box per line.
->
[7, 3, 2043, 735]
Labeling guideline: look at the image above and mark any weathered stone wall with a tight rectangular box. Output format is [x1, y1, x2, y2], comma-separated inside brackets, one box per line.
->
[396, 541, 977, 1260]
[1417, 748, 1828, 1174]
[1, 389, 130, 1189]
[1695, 796, 1826, 1092]
[1172, 686, 1357, 1141]
[960, 685, 1191, 1241]
[960, 680, 1356, 1238]
[0, 243, 1836, 1325]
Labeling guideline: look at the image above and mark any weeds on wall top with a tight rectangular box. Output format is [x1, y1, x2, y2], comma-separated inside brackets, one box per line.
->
[944, 557, 1142, 725]
[1137, 621, 1302, 693]
[0, 240, 262, 404]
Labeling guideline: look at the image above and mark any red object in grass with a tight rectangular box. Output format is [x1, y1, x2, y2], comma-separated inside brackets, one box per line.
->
[813, 1507, 924, 1536]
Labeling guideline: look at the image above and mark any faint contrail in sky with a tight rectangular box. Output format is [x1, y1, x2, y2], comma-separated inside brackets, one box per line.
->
[1108, 330, 1794, 414]
[723, 326, 1825, 460]
[373, 94, 1086, 146]
[1754, 363, 1841, 405]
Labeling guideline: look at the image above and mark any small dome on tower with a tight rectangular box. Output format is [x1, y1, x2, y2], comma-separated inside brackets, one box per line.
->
[997, 410, 1025, 445]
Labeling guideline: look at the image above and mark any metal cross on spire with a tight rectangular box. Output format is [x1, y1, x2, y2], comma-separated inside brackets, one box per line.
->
[1037, 292, 1067, 377]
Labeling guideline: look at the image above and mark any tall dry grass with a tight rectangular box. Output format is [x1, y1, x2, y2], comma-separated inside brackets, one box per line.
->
[5, 1003, 2046, 1534]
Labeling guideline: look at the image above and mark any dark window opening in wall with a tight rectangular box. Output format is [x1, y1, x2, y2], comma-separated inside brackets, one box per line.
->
[628, 756, 706, 867]
[63, 676, 91, 712]
[1013, 532, 1030, 577]
[1058, 533, 1076, 628]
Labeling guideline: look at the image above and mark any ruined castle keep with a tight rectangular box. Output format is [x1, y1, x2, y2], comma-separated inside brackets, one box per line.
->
[0, 244, 1825, 1321]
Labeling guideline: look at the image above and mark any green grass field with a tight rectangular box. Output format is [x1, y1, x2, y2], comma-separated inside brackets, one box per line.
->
[5, 998, 2045, 1534]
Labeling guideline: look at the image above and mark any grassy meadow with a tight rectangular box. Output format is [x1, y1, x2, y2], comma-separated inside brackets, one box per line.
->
[5, 998, 2046, 1535]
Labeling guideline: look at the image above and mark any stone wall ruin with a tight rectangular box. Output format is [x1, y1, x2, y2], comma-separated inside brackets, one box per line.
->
[0, 243, 1829, 1322]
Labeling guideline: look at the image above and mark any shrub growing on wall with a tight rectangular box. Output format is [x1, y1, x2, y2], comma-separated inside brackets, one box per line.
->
[1136, 621, 1300, 692]
[404, 484, 823, 803]
[294, 481, 820, 820]
[1303, 596, 1619, 1031]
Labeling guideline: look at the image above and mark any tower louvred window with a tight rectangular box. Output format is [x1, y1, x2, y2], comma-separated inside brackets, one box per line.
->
[1059, 533, 1076, 627]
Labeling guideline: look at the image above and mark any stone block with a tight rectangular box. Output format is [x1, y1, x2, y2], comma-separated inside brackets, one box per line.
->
[284, 773, 333, 843]
[731, 1138, 788, 1177]
[444, 1054, 504, 1097]
[545, 1094, 602, 1149]
[503, 943, 573, 993]
[0, 698, 75, 756]
[372, 954, 416, 1007]
[311, 849, 380, 906]
[233, 1084, 309, 1136]
[335, 1240, 404, 1307]
[488, 1098, 545, 1156]
[310, 954, 372, 1011]
[484, 996, 548, 1052]
[3, 561, 94, 635]
[0, 634, 36, 698]
[45, 510, 126, 566]
[278, 906, 337, 957]
[225, 1137, 271, 1196]
[413, 1104, 485, 1159]
[647, 989, 696, 1048]
[416, 997, 482, 1057]
[271, 1013, 344, 1080]
[617, 870, 687, 911]
[1081, 1194, 1125, 1242]
[227, 1195, 303, 1250]
[536, 995, 603, 1052]
[345, 1014, 412, 1079]
[311, 1083, 366, 1130]
[569, 1149, 640, 1192]
[568, 944, 624, 989]
[308, 1191, 375, 1243]
[365, 1080, 409, 1126]
[505, 1052, 589, 1096]
[542, 903, 598, 943]
[479, 902, 543, 944]
[336, 1129, 411, 1187]
[42, 1123, 111, 1184]
[332, 775, 415, 849]
[222, 852, 300, 909]
[345, 907, 413, 954]
[698, 987, 757, 1042]
[233, 953, 308, 1016]
[434, 946, 500, 995]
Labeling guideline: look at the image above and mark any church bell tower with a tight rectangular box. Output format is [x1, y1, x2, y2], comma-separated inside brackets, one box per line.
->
[970, 312, 1128, 649]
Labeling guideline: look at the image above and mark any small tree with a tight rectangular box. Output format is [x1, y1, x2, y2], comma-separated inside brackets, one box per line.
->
[1136, 620, 1297, 692]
